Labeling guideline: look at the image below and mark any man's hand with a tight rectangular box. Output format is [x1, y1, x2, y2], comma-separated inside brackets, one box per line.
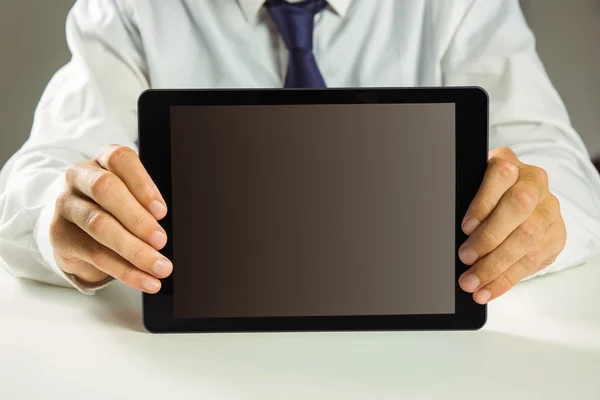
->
[49, 145, 172, 293]
[458, 147, 566, 304]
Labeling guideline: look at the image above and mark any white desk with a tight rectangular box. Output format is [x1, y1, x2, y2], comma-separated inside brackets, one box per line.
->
[1, 258, 599, 400]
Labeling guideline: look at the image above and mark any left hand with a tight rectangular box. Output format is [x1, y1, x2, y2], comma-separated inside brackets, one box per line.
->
[458, 147, 566, 304]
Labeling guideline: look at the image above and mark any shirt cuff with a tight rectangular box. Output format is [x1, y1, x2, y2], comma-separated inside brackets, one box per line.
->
[34, 196, 114, 295]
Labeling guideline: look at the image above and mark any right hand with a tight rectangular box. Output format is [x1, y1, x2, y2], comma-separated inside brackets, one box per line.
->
[49, 145, 172, 293]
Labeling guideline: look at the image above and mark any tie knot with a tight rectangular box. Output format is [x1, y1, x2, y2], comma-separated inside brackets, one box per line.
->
[266, 0, 328, 52]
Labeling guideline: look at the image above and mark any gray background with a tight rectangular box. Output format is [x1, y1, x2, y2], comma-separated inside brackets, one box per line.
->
[171, 104, 456, 318]
[1, 0, 599, 167]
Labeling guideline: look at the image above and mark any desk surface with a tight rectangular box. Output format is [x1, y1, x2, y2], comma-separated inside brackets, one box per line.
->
[1, 257, 600, 400]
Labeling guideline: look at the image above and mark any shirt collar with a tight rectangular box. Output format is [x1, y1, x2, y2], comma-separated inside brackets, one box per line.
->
[238, 0, 350, 22]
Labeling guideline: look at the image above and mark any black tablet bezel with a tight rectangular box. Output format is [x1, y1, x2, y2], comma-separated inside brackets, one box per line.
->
[138, 88, 489, 333]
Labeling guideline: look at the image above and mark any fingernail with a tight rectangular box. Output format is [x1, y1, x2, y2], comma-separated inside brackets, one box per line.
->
[462, 218, 480, 235]
[474, 289, 492, 304]
[459, 246, 478, 265]
[150, 230, 167, 249]
[149, 201, 167, 219]
[142, 278, 161, 293]
[459, 273, 480, 292]
[152, 258, 173, 278]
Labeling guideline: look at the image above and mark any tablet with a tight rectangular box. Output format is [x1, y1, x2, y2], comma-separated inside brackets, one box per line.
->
[138, 88, 488, 333]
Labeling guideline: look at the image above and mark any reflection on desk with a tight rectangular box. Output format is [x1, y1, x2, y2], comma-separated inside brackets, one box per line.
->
[1, 256, 599, 400]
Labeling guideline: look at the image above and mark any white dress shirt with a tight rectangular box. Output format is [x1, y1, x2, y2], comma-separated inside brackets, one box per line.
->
[1, 0, 600, 294]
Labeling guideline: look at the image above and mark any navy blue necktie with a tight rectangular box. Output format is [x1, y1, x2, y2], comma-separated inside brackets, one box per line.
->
[266, 0, 328, 88]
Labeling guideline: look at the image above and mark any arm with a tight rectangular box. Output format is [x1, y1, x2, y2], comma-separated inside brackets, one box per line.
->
[0, 0, 149, 292]
[442, 0, 600, 277]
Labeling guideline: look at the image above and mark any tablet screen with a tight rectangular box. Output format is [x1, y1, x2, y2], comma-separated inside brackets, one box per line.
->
[169, 103, 456, 318]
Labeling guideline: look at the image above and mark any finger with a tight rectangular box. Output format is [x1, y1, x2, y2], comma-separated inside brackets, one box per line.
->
[58, 193, 173, 279]
[471, 221, 566, 304]
[459, 165, 547, 265]
[458, 197, 558, 293]
[462, 153, 519, 235]
[65, 160, 167, 250]
[50, 216, 112, 284]
[50, 216, 161, 293]
[541, 207, 567, 264]
[488, 146, 521, 164]
[58, 257, 111, 285]
[96, 145, 167, 220]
